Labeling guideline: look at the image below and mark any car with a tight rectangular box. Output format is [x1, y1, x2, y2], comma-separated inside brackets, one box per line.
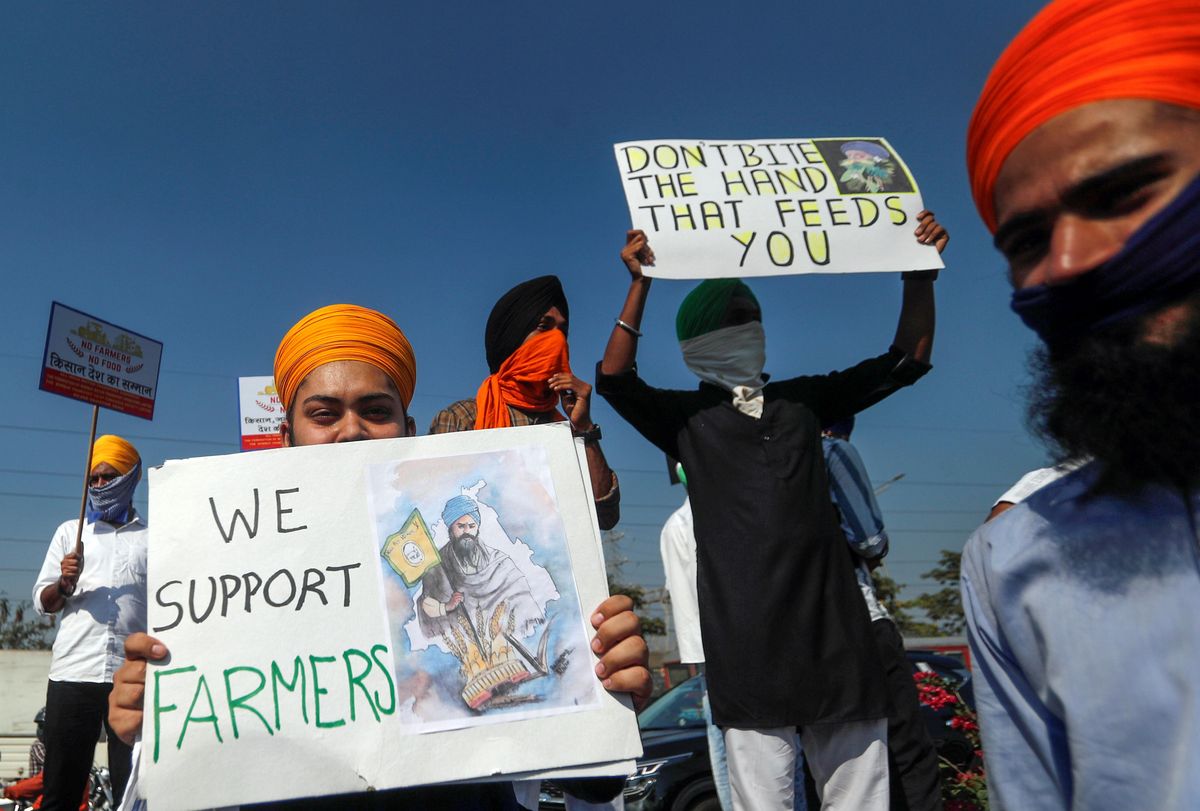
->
[540, 650, 975, 810]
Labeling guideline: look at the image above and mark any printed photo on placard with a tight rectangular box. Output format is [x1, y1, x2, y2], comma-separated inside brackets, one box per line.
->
[366, 447, 599, 733]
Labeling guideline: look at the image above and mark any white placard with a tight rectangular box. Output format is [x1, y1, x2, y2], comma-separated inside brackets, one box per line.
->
[144, 424, 640, 810]
[613, 137, 945, 279]
[237, 375, 284, 451]
[39, 301, 163, 419]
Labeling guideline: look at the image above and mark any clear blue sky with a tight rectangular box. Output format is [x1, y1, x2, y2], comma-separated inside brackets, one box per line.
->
[1, 1, 1052, 620]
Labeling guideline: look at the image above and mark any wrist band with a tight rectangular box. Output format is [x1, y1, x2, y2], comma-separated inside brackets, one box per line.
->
[615, 318, 643, 337]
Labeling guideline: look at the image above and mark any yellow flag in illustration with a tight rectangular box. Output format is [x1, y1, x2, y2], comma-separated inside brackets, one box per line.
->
[381, 508, 441, 586]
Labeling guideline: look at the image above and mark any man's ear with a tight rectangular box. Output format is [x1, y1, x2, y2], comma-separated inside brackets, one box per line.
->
[280, 420, 293, 447]
[405, 415, 417, 437]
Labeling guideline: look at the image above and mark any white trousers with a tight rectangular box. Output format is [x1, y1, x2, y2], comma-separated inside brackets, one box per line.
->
[725, 719, 888, 811]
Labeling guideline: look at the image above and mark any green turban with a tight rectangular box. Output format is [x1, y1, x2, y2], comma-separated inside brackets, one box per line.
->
[675, 279, 759, 342]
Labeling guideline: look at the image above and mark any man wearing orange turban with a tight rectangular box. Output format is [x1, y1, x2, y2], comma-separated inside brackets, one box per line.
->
[961, 1, 1200, 809]
[109, 304, 649, 808]
[428, 276, 621, 531]
[34, 434, 147, 810]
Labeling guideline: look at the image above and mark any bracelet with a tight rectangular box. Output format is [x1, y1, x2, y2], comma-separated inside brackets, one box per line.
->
[615, 318, 643, 337]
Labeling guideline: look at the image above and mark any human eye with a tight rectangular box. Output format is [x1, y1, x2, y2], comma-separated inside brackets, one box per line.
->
[1073, 158, 1171, 220]
[363, 404, 396, 421]
[996, 221, 1051, 279]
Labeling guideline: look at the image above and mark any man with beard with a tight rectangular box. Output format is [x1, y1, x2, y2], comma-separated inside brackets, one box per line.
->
[428, 276, 619, 530]
[418, 494, 544, 641]
[960, 1, 1200, 808]
[33, 434, 146, 811]
[107, 304, 650, 809]
[596, 212, 947, 810]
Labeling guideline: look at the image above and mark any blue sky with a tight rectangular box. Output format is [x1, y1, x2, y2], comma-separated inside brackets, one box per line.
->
[2, 1, 1052, 622]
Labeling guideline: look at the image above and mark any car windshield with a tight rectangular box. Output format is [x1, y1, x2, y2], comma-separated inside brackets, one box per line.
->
[638, 675, 707, 730]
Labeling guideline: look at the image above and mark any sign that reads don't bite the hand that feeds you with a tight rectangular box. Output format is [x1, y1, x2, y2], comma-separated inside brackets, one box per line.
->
[614, 137, 944, 279]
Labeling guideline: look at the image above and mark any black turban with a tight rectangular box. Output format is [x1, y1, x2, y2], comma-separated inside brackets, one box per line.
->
[484, 275, 569, 373]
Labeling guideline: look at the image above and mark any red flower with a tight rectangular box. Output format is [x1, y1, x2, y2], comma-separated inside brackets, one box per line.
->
[950, 715, 979, 732]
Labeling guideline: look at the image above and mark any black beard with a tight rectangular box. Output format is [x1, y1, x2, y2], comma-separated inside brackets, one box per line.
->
[1027, 304, 1200, 496]
[451, 533, 481, 564]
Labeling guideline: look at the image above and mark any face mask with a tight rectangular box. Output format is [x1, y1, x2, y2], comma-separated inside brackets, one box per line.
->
[680, 321, 767, 418]
[1011, 173, 1200, 351]
[86, 464, 140, 524]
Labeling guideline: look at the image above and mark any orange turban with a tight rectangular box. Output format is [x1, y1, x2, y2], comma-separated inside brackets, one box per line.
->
[967, 0, 1200, 232]
[274, 304, 417, 412]
[92, 435, 140, 476]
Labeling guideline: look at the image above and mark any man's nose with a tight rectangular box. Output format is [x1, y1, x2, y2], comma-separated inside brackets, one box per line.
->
[333, 414, 371, 443]
[1031, 214, 1125, 288]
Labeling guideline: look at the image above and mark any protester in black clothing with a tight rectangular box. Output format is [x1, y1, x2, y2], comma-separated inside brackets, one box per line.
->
[596, 219, 946, 810]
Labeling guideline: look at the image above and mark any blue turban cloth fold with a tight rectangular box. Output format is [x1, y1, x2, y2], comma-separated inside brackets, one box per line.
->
[86, 463, 140, 524]
[442, 494, 481, 528]
[1011, 173, 1200, 351]
[841, 140, 890, 159]
[484, 276, 569, 374]
[675, 279, 759, 342]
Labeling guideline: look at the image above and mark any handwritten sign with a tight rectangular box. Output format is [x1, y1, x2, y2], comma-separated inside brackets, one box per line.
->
[613, 137, 945, 279]
[39, 302, 163, 419]
[237, 376, 284, 451]
[144, 424, 639, 810]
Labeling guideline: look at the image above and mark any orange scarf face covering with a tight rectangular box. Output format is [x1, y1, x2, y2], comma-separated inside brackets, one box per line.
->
[474, 329, 571, 430]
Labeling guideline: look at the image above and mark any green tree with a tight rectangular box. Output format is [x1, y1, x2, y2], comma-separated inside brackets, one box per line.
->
[903, 550, 965, 635]
[606, 577, 667, 637]
[872, 568, 938, 637]
[602, 530, 667, 637]
[0, 596, 55, 650]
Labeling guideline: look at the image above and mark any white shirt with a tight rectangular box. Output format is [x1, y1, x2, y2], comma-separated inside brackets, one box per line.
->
[33, 514, 148, 683]
[992, 460, 1087, 508]
[660, 497, 705, 664]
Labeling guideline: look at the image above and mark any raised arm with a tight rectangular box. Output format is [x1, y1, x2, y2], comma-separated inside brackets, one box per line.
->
[600, 230, 655, 376]
[891, 210, 948, 363]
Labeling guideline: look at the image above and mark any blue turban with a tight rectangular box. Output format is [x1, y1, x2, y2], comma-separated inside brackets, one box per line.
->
[840, 140, 890, 159]
[442, 495, 480, 528]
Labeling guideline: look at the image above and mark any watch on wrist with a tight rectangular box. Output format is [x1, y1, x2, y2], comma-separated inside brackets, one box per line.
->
[574, 423, 602, 444]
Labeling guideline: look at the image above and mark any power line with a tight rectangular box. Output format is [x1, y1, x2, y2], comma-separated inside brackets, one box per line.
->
[0, 468, 79, 479]
[0, 423, 234, 448]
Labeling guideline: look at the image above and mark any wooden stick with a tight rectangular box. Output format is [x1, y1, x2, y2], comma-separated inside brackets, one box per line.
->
[74, 405, 99, 557]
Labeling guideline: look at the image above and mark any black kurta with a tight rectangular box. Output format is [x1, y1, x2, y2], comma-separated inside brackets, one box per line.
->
[596, 348, 929, 728]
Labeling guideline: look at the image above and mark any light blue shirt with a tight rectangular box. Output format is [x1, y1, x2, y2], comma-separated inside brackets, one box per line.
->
[961, 463, 1200, 811]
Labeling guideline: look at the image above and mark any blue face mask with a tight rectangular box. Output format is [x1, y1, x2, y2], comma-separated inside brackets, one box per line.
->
[1010, 173, 1200, 351]
[86, 463, 140, 524]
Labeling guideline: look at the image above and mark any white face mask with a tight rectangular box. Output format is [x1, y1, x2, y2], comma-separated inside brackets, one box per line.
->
[679, 321, 766, 418]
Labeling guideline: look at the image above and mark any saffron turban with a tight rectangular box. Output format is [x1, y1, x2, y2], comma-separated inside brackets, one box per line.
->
[484, 276, 569, 374]
[273, 304, 417, 412]
[675, 279, 759, 342]
[92, 435, 140, 477]
[967, 0, 1200, 233]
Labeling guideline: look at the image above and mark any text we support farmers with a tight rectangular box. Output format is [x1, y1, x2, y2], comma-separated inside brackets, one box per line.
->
[150, 485, 395, 764]
[617, 139, 915, 271]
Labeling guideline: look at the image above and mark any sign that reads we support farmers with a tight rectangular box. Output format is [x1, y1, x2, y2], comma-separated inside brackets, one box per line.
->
[238, 376, 284, 451]
[142, 424, 639, 810]
[613, 138, 945, 279]
[40, 302, 163, 419]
